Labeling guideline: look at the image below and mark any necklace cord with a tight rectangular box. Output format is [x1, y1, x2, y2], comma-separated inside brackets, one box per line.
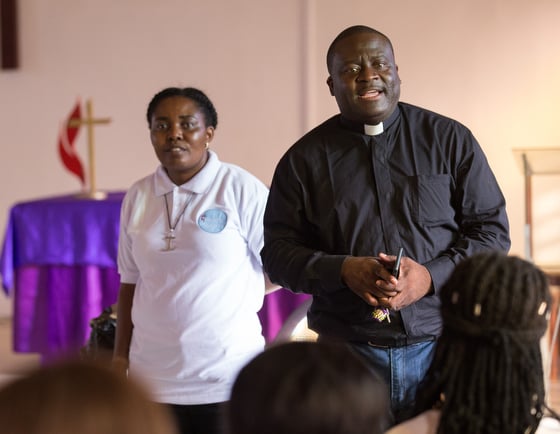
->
[164, 192, 191, 231]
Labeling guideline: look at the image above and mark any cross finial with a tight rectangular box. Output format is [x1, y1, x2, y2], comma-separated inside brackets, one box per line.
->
[68, 99, 111, 199]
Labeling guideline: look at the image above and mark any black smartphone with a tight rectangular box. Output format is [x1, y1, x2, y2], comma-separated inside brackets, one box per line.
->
[392, 247, 404, 278]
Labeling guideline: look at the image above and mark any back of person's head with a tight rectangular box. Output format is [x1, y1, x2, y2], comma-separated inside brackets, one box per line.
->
[418, 251, 551, 434]
[0, 359, 178, 434]
[226, 340, 390, 434]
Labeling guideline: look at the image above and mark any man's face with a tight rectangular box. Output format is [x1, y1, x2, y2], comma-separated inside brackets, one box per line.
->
[327, 32, 401, 125]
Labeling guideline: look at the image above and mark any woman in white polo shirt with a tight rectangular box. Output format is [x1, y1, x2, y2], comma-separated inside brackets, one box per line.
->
[112, 87, 275, 434]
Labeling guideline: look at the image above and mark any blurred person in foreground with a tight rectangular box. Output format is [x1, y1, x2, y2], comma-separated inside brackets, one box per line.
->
[387, 252, 560, 434]
[226, 340, 391, 434]
[0, 359, 178, 434]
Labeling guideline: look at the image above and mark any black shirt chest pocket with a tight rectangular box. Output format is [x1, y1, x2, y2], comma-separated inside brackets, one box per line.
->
[412, 174, 455, 225]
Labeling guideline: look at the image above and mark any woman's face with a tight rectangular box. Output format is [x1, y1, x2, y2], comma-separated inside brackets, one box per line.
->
[149, 96, 214, 185]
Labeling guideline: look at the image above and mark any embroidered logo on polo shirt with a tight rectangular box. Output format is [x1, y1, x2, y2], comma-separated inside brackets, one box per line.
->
[198, 209, 228, 233]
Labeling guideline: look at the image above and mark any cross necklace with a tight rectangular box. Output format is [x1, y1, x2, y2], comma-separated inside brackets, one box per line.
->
[162, 192, 191, 251]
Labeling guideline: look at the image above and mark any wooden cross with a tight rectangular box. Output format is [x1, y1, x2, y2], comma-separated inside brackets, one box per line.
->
[1, 0, 18, 69]
[68, 100, 111, 199]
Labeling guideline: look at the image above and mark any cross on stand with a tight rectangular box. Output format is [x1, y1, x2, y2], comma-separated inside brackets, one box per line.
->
[68, 99, 111, 199]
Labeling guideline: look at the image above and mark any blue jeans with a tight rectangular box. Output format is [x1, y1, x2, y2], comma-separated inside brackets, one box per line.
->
[348, 340, 436, 425]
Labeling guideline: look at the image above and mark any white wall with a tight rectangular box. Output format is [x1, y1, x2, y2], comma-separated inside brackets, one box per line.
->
[1, 0, 559, 316]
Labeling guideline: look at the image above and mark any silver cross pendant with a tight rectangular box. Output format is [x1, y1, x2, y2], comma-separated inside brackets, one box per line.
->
[163, 229, 176, 251]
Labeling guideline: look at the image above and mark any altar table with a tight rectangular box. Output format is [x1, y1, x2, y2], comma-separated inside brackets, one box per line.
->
[0, 192, 308, 361]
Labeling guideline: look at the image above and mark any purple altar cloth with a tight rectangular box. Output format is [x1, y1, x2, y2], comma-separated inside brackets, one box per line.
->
[0, 192, 309, 358]
[13, 265, 120, 356]
[1, 192, 124, 294]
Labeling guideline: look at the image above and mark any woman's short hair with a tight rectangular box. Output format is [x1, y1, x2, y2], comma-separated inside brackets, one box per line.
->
[146, 86, 218, 129]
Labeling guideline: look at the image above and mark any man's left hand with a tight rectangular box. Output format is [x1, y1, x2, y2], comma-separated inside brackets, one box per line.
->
[374, 253, 432, 311]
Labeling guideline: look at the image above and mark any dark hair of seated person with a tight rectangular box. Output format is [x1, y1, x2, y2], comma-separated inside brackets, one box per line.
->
[0, 358, 178, 434]
[226, 340, 390, 434]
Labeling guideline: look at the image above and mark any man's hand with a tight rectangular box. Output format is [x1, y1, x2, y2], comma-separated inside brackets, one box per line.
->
[376, 252, 432, 310]
[340, 256, 400, 306]
[111, 356, 129, 376]
[341, 253, 433, 310]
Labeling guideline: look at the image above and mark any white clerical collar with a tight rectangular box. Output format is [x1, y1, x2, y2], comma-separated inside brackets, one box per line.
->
[364, 123, 384, 136]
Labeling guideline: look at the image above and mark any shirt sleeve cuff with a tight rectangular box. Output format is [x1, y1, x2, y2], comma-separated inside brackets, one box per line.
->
[307, 253, 346, 293]
[309, 254, 348, 293]
[424, 255, 456, 295]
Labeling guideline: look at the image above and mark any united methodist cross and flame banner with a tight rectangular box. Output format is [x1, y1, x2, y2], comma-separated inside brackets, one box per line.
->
[57, 100, 85, 186]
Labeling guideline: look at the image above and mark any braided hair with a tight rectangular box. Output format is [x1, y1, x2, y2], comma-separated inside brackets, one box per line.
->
[417, 252, 551, 434]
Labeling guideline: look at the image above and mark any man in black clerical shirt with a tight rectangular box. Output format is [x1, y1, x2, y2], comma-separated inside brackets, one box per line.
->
[260, 25, 510, 425]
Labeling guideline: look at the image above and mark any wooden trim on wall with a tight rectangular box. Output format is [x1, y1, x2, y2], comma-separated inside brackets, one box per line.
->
[1, 0, 19, 69]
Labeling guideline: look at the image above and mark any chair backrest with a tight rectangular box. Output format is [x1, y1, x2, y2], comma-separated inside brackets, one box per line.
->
[272, 298, 317, 343]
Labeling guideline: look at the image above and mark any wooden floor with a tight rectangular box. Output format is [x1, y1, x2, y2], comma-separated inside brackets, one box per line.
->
[0, 316, 40, 386]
